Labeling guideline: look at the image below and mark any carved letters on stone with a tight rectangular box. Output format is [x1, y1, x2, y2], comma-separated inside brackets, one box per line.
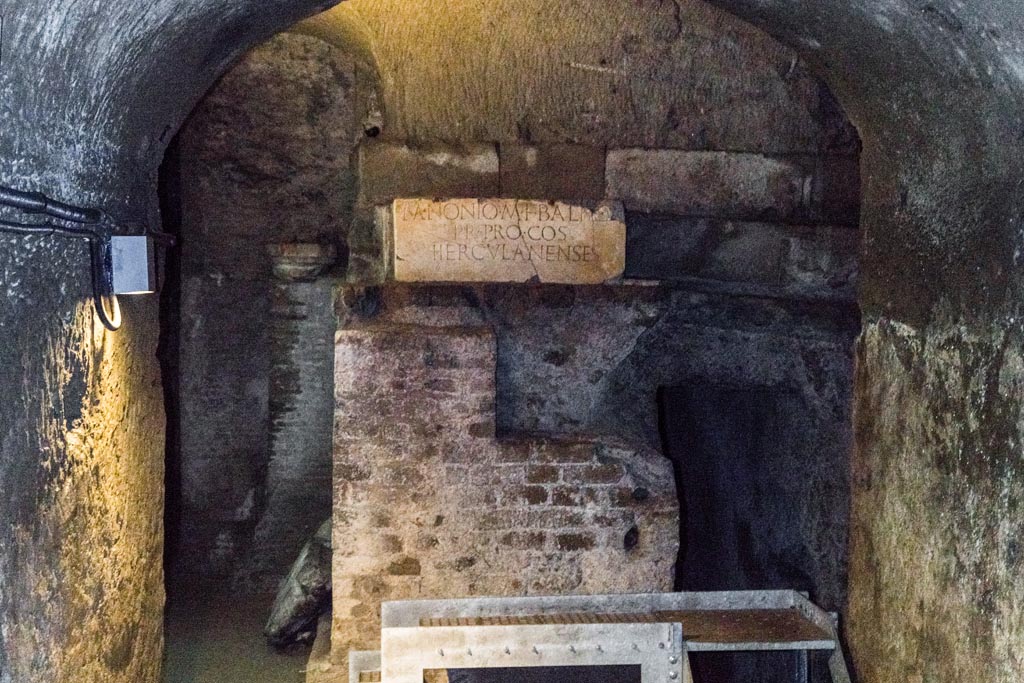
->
[392, 198, 626, 284]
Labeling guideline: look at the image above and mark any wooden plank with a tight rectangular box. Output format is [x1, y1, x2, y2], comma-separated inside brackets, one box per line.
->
[418, 608, 832, 648]
[660, 609, 831, 645]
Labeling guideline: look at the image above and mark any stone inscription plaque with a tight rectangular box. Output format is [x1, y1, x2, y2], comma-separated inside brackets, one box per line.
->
[393, 198, 626, 284]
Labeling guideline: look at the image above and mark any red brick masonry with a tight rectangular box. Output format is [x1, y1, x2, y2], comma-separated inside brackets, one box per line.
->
[331, 322, 678, 662]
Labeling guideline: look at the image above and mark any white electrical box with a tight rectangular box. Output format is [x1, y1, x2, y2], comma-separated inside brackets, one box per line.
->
[110, 236, 157, 295]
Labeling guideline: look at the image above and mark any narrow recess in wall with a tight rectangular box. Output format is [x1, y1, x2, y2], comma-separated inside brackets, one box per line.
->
[157, 136, 184, 575]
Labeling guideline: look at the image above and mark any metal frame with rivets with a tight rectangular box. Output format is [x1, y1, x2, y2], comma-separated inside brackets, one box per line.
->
[369, 590, 849, 683]
[382, 622, 687, 683]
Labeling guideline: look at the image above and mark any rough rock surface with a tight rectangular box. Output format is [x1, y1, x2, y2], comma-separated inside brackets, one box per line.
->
[302, 0, 859, 153]
[177, 32, 356, 277]
[850, 318, 1024, 682]
[266, 520, 333, 648]
[0, 2, 337, 680]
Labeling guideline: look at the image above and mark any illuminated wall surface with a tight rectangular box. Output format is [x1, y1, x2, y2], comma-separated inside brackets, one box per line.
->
[0, 261, 164, 682]
[300, 0, 855, 151]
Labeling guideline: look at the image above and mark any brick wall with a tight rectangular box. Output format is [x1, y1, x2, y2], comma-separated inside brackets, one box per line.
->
[331, 323, 678, 663]
[241, 278, 336, 588]
[326, 282, 857, 662]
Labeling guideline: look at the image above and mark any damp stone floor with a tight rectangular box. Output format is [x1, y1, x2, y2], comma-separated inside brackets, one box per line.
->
[163, 580, 309, 683]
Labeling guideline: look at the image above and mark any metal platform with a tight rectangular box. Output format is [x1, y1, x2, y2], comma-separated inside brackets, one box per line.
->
[350, 651, 382, 683]
[353, 590, 851, 683]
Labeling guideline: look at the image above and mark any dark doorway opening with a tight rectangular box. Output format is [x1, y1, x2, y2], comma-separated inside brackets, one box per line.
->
[659, 384, 848, 683]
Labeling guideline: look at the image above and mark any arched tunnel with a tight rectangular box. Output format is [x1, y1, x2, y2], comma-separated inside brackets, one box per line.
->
[0, 1, 1022, 682]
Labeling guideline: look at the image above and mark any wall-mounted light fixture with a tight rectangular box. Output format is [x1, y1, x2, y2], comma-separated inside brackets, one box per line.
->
[0, 184, 173, 331]
[110, 236, 158, 295]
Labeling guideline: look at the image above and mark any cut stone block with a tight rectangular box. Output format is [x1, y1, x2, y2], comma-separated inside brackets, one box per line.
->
[624, 214, 858, 299]
[625, 215, 787, 285]
[392, 198, 626, 284]
[359, 142, 499, 205]
[606, 149, 810, 220]
[499, 144, 606, 200]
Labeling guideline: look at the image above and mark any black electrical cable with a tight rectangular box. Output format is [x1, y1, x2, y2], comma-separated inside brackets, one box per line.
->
[0, 186, 103, 224]
[89, 235, 122, 331]
[0, 217, 98, 238]
[0, 184, 174, 332]
[0, 216, 122, 330]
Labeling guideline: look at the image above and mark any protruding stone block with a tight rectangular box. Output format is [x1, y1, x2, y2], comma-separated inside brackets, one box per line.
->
[624, 213, 859, 299]
[606, 149, 810, 220]
[625, 215, 787, 286]
[392, 198, 626, 284]
[359, 142, 499, 205]
[499, 144, 606, 199]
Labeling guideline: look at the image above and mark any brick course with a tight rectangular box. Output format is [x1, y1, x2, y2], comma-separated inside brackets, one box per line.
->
[332, 322, 678, 666]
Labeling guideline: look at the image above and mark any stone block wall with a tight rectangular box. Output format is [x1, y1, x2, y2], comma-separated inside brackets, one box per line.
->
[331, 322, 678, 662]
[339, 3, 862, 291]
[348, 139, 859, 303]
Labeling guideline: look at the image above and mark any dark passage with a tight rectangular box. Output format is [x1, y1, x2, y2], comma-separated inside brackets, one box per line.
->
[659, 384, 846, 683]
